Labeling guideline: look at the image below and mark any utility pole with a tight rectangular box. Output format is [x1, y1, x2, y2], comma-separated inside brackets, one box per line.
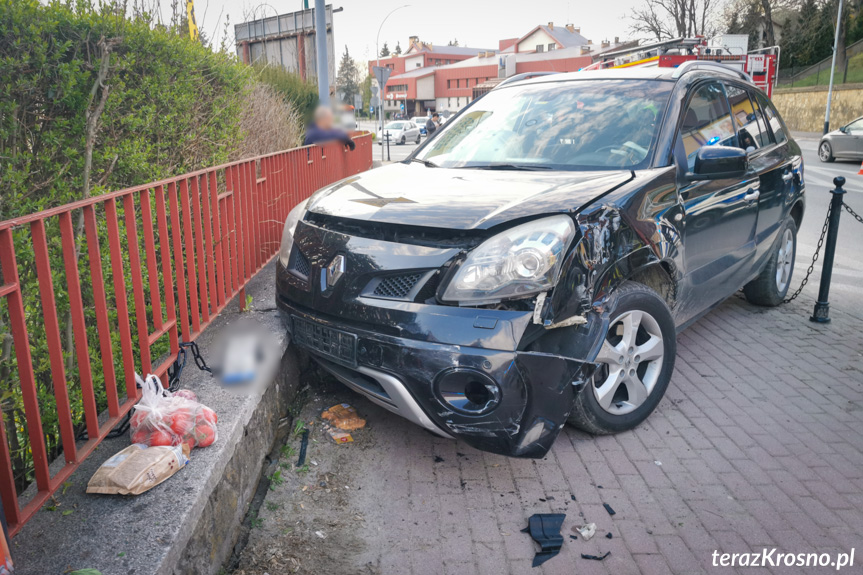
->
[823, 0, 844, 134]
[314, 0, 329, 105]
[376, 5, 410, 160]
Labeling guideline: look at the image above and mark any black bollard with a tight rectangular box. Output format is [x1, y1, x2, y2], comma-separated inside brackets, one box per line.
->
[810, 176, 846, 323]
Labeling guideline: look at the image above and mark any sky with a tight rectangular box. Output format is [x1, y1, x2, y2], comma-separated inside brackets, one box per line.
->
[189, 0, 645, 65]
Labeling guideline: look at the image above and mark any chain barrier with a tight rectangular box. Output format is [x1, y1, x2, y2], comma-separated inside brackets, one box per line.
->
[783, 201, 832, 303]
[842, 201, 863, 226]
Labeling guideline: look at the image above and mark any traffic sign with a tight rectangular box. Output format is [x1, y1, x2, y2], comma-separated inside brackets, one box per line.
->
[373, 66, 393, 90]
[400, 103, 405, 110]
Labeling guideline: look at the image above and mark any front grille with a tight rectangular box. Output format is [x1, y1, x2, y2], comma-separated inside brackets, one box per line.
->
[290, 247, 311, 278]
[373, 273, 424, 299]
[291, 316, 357, 366]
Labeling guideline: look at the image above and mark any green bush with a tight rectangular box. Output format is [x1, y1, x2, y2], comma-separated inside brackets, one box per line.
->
[253, 62, 319, 125]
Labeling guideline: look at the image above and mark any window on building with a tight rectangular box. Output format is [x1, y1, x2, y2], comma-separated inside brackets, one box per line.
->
[536, 44, 544, 52]
[447, 80, 451, 89]
[548, 43, 556, 51]
[456, 79, 460, 88]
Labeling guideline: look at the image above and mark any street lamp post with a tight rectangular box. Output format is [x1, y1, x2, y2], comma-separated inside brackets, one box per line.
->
[375, 4, 410, 160]
[823, 0, 845, 135]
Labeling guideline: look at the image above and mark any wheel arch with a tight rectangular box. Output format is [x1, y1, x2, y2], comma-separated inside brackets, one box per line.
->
[593, 248, 679, 311]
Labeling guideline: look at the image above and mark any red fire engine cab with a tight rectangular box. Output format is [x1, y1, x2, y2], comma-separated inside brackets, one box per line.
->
[581, 35, 779, 97]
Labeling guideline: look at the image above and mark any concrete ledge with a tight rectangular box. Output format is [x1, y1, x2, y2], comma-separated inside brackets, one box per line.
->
[12, 260, 295, 575]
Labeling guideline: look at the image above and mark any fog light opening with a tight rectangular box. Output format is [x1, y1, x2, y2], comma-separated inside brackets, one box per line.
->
[465, 380, 491, 406]
[434, 368, 501, 415]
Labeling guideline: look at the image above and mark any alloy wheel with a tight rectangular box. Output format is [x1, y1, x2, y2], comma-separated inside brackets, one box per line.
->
[819, 143, 831, 161]
[775, 227, 794, 292]
[592, 310, 665, 415]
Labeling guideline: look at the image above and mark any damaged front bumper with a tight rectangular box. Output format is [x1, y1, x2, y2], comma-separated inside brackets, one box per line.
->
[277, 284, 602, 458]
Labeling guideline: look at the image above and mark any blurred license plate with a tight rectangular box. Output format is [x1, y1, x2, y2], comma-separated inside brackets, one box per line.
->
[291, 316, 357, 366]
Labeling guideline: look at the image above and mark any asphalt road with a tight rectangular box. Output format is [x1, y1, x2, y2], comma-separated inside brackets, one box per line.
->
[360, 118, 425, 163]
[794, 134, 862, 316]
[356, 121, 862, 315]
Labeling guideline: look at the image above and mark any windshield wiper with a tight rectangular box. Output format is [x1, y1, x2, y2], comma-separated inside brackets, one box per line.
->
[456, 163, 552, 171]
[409, 158, 439, 168]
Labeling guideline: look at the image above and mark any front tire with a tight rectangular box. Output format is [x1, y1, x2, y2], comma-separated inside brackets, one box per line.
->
[819, 141, 835, 162]
[415, 134, 421, 144]
[400, 136, 406, 145]
[568, 282, 676, 435]
[743, 218, 797, 306]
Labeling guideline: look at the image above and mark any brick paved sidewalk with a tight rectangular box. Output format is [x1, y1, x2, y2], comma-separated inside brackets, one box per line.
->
[242, 292, 863, 575]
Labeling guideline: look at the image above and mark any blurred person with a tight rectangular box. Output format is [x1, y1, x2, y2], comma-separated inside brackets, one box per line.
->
[304, 105, 356, 150]
[426, 113, 440, 136]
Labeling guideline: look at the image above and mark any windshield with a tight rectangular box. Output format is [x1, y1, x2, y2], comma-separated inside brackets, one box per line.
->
[415, 79, 674, 170]
[385, 122, 405, 130]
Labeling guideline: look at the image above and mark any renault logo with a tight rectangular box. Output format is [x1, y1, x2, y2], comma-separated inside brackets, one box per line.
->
[325, 254, 345, 288]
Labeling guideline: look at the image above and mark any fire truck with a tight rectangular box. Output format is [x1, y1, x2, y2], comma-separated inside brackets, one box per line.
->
[580, 35, 779, 97]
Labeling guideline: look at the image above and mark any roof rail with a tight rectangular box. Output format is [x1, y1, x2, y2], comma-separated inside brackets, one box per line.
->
[671, 60, 754, 84]
[494, 71, 559, 90]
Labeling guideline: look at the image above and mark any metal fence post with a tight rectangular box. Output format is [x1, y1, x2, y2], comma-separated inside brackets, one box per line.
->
[810, 176, 846, 323]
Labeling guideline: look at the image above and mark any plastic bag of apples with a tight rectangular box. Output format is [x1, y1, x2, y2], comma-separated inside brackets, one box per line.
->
[129, 374, 218, 450]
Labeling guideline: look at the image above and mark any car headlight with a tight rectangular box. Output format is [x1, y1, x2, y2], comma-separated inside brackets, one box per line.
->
[278, 200, 308, 267]
[440, 215, 576, 305]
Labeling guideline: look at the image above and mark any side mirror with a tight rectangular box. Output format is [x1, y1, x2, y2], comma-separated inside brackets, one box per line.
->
[687, 145, 749, 181]
[839, 125, 848, 133]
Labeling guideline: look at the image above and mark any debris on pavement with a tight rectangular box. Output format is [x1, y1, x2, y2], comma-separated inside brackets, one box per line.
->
[606, 532, 613, 539]
[87, 443, 190, 495]
[297, 429, 309, 466]
[314, 531, 326, 539]
[581, 551, 611, 561]
[603, 503, 616, 516]
[521, 513, 566, 567]
[654, 460, 662, 466]
[575, 523, 596, 541]
[324, 425, 354, 444]
[434, 456, 445, 463]
[321, 404, 366, 431]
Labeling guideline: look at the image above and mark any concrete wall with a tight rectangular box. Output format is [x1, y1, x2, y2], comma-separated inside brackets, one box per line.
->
[771, 84, 863, 133]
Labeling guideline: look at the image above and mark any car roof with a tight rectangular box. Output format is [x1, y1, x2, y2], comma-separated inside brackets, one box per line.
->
[506, 63, 752, 89]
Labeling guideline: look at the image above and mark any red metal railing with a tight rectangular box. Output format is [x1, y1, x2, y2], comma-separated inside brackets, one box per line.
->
[0, 136, 372, 535]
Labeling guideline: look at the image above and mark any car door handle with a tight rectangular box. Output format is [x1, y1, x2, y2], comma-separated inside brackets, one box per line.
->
[782, 172, 794, 182]
[744, 190, 760, 201]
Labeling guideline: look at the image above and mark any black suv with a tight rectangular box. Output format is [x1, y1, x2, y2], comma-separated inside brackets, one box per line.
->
[276, 63, 805, 458]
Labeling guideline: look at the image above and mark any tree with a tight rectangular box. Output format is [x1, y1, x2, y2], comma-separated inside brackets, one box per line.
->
[447, 38, 460, 46]
[394, 41, 402, 55]
[629, 0, 718, 40]
[380, 41, 390, 57]
[336, 46, 360, 104]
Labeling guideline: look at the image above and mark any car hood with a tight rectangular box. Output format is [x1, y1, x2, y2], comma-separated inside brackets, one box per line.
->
[306, 163, 633, 230]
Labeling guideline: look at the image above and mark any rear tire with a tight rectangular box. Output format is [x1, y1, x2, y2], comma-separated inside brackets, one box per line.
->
[415, 134, 421, 144]
[743, 218, 797, 306]
[819, 141, 835, 162]
[568, 282, 676, 435]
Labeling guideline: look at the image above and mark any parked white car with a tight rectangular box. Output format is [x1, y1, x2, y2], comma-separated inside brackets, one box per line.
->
[411, 116, 431, 135]
[377, 121, 421, 145]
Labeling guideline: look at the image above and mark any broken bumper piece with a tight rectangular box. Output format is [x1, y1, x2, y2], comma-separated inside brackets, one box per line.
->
[277, 300, 592, 458]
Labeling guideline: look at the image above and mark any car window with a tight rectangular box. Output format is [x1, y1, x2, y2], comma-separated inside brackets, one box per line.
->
[747, 93, 773, 147]
[756, 93, 788, 145]
[846, 119, 863, 134]
[414, 79, 674, 170]
[675, 82, 736, 171]
[725, 84, 766, 151]
[386, 122, 404, 129]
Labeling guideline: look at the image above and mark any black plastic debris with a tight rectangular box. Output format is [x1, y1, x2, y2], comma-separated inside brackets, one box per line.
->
[521, 513, 566, 567]
[570, 494, 576, 501]
[603, 503, 616, 516]
[569, 535, 578, 540]
[581, 551, 611, 561]
[297, 429, 309, 466]
[606, 532, 613, 539]
[434, 455, 444, 463]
